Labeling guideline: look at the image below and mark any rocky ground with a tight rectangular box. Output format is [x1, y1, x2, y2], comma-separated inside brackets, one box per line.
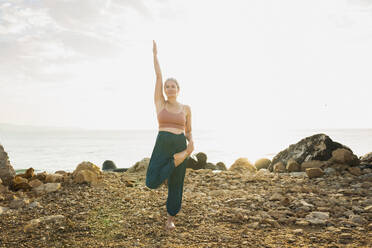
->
[0, 167, 371, 248]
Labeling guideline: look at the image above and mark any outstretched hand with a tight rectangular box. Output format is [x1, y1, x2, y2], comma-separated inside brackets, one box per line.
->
[153, 40, 157, 56]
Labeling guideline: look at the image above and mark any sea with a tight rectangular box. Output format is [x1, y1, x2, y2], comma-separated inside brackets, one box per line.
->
[0, 126, 371, 173]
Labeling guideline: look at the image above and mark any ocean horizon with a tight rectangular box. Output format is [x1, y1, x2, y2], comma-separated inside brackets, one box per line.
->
[0, 124, 371, 173]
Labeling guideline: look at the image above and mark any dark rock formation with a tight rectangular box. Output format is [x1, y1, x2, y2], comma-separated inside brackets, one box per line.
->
[0, 144, 16, 186]
[102, 160, 128, 172]
[268, 134, 356, 172]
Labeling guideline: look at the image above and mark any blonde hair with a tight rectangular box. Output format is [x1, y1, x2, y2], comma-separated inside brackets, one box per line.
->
[164, 78, 180, 90]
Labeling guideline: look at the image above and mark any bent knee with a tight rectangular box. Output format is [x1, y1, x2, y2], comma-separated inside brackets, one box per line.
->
[146, 179, 159, 189]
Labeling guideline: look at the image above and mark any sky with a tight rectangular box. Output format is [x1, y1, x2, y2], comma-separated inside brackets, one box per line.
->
[0, 0, 371, 130]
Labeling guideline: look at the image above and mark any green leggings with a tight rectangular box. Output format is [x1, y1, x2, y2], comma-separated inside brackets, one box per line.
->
[145, 131, 188, 216]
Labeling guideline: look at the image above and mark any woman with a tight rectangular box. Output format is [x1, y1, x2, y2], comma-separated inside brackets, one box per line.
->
[145, 40, 194, 230]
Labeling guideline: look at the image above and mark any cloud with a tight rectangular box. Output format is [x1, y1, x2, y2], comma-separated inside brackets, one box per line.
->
[0, 0, 165, 84]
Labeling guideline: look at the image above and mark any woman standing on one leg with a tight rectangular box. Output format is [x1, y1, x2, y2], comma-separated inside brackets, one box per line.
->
[145, 40, 194, 230]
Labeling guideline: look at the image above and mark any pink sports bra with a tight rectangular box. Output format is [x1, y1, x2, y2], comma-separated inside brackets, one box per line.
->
[157, 105, 186, 130]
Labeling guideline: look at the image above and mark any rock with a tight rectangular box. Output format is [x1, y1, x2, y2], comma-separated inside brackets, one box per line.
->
[268, 134, 352, 171]
[216, 162, 227, 171]
[0, 144, 16, 186]
[295, 219, 310, 226]
[185, 152, 215, 170]
[254, 158, 271, 170]
[0, 184, 7, 193]
[55, 170, 68, 175]
[24, 215, 65, 233]
[205, 162, 217, 170]
[102, 160, 128, 172]
[359, 173, 372, 182]
[347, 167, 362, 176]
[9, 197, 30, 209]
[299, 200, 314, 208]
[17, 168, 35, 179]
[0, 206, 9, 215]
[324, 167, 337, 176]
[73, 170, 98, 185]
[301, 160, 325, 171]
[305, 211, 329, 225]
[348, 215, 366, 225]
[269, 192, 284, 201]
[306, 168, 324, 179]
[72, 161, 102, 177]
[255, 169, 271, 177]
[195, 152, 207, 164]
[363, 205, 372, 213]
[33, 183, 61, 194]
[102, 160, 117, 171]
[293, 229, 303, 235]
[45, 173, 64, 183]
[28, 201, 42, 209]
[332, 163, 350, 172]
[28, 179, 43, 188]
[286, 159, 300, 172]
[368, 223, 372, 231]
[339, 233, 352, 243]
[186, 156, 201, 170]
[360, 152, 372, 163]
[229, 158, 256, 173]
[12, 176, 32, 191]
[289, 172, 307, 178]
[331, 148, 360, 166]
[32, 172, 47, 182]
[127, 158, 150, 173]
[273, 162, 285, 173]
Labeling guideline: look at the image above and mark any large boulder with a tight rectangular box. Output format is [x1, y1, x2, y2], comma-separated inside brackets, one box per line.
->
[229, 158, 256, 173]
[127, 158, 150, 173]
[72, 161, 102, 185]
[195, 152, 207, 165]
[0, 144, 16, 186]
[268, 134, 355, 172]
[72, 161, 102, 177]
[254, 158, 271, 170]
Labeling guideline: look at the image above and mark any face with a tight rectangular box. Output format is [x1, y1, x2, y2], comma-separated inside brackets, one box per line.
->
[164, 80, 179, 98]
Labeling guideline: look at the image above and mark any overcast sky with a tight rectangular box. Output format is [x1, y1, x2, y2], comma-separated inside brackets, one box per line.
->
[1, 0, 371, 130]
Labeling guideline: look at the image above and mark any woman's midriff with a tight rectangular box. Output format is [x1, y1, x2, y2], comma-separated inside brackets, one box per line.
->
[159, 127, 185, 135]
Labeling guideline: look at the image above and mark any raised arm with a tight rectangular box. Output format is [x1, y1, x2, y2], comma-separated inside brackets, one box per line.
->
[153, 40, 165, 105]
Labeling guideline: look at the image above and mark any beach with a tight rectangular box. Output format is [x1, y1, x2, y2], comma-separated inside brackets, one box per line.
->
[0, 167, 371, 247]
[1, 132, 372, 247]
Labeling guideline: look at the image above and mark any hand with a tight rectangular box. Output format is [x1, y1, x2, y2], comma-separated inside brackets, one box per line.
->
[153, 40, 157, 56]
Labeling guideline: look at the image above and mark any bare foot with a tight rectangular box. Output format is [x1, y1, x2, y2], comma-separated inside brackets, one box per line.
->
[165, 216, 175, 230]
[173, 141, 195, 167]
[173, 150, 188, 167]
